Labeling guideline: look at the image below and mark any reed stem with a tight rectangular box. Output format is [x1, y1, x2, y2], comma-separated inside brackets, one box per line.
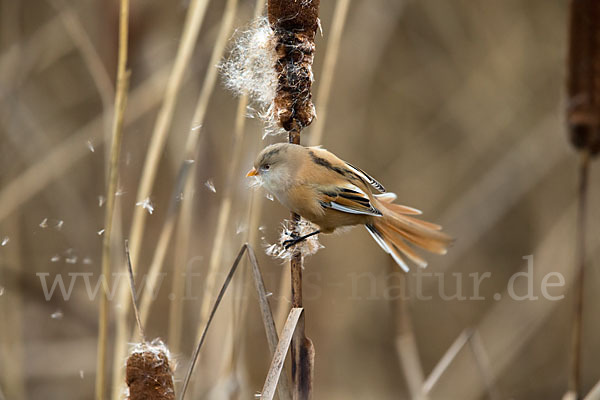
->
[568, 151, 590, 397]
[95, 0, 129, 398]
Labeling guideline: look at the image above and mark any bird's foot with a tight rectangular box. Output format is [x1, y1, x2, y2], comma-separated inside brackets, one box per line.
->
[283, 237, 301, 250]
[282, 230, 321, 250]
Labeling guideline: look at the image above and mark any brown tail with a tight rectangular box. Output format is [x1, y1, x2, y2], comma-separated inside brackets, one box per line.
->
[366, 195, 452, 271]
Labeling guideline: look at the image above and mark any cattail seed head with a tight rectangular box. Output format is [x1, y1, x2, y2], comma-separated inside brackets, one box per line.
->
[567, 0, 600, 156]
[125, 339, 175, 400]
[267, 0, 320, 132]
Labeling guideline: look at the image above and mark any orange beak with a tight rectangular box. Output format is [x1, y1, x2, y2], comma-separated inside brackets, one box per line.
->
[246, 167, 259, 177]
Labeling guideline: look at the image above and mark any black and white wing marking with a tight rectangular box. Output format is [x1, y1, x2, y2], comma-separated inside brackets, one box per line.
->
[345, 162, 386, 193]
[319, 183, 382, 217]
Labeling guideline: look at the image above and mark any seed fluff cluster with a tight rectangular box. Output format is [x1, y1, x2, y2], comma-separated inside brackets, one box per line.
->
[265, 219, 323, 261]
[220, 17, 282, 136]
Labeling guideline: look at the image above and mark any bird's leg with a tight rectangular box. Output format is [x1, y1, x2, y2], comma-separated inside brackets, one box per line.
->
[283, 230, 321, 249]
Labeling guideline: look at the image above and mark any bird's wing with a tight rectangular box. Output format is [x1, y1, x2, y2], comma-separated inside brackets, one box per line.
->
[318, 183, 382, 217]
[306, 146, 386, 193]
[345, 162, 386, 193]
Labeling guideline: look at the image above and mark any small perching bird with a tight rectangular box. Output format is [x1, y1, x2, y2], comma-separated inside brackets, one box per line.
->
[247, 143, 452, 271]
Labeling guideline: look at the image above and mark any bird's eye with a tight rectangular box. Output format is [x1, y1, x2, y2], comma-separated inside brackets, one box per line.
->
[262, 164, 270, 171]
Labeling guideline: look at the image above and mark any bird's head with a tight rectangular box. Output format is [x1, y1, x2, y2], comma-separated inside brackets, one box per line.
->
[246, 143, 300, 193]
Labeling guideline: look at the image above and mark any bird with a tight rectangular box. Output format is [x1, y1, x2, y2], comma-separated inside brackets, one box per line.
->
[246, 143, 452, 271]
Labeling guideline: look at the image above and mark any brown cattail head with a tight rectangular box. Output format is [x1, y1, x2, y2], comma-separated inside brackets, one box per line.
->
[268, 0, 320, 35]
[126, 339, 175, 400]
[567, 0, 600, 156]
[267, 0, 320, 132]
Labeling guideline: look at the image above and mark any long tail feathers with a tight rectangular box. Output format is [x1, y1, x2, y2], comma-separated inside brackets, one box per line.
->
[367, 198, 452, 271]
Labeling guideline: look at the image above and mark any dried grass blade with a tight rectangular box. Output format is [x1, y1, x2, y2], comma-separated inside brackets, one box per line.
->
[125, 241, 145, 341]
[112, 0, 211, 394]
[422, 329, 472, 395]
[137, 159, 194, 330]
[0, 64, 169, 224]
[246, 245, 292, 400]
[308, 0, 351, 147]
[389, 264, 426, 399]
[48, 0, 114, 114]
[584, 380, 600, 400]
[179, 245, 247, 400]
[395, 333, 426, 399]
[260, 308, 304, 400]
[468, 331, 500, 400]
[189, 0, 239, 340]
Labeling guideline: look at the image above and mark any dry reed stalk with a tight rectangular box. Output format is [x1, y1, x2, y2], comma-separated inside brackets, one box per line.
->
[429, 201, 600, 399]
[422, 329, 472, 395]
[388, 268, 426, 400]
[0, 15, 72, 91]
[566, 152, 590, 400]
[261, 308, 303, 400]
[0, 217, 26, 400]
[467, 331, 500, 400]
[48, 0, 114, 120]
[266, 1, 320, 398]
[436, 115, 566, 270]
[201, 1, 267, 386]
[49, 3, 128, 361]
[247, 245, 293, 400]
[119, 0, 240, 379]
[180, 244, 291, 400]
[584, 380, 600, 400]
[124, 0, 210, 270]
[111, 0, 211, 394]
[204, 4, 277, 394]
[274, 0, 351, 333]
[166, 187, 193, 355]
[136, 159, 194, 330]
[194, 96, 248, 367]
[139, 0, 238, 391]
[274, 266, 292, 332]
[179, 0, 239, 352]
[95, 0, 130, 398]
[421, 328, 498, 399]
[206, 97, 251, 394]
[124, 243, 176, 400]
[0, 63, 170, 224]
[307, 0, 351, 147]
[566, 0, 600, 396]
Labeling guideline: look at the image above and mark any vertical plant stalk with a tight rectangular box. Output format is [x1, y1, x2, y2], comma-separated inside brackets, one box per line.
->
[180, 244, 290, 400]
[422, 330, 472, 395]
[124, 242, 176, 400]
[569, 151, 590, 398]
[308, 0, 351, 147]
[49, 0, 114, 125]
[0, 217, 26, 400]
[388, 268, 427, 400]
[468, 331, 500, 400]
[125, 242, 146, 341]
[125, 0, 210, 269]
[566, 0, 600, 396]
[275, 0, 351, 332]
[111, 0, 210, 395]
[206, 1, 268, 385]
[179, 0, 238, 350]
[95, 0, 130, 399]
[267, 1, 319, 398]
[181, 0, 239, 388]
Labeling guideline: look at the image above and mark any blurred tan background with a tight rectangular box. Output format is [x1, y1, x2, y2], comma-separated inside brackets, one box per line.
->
[1, 0, 599, 399]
